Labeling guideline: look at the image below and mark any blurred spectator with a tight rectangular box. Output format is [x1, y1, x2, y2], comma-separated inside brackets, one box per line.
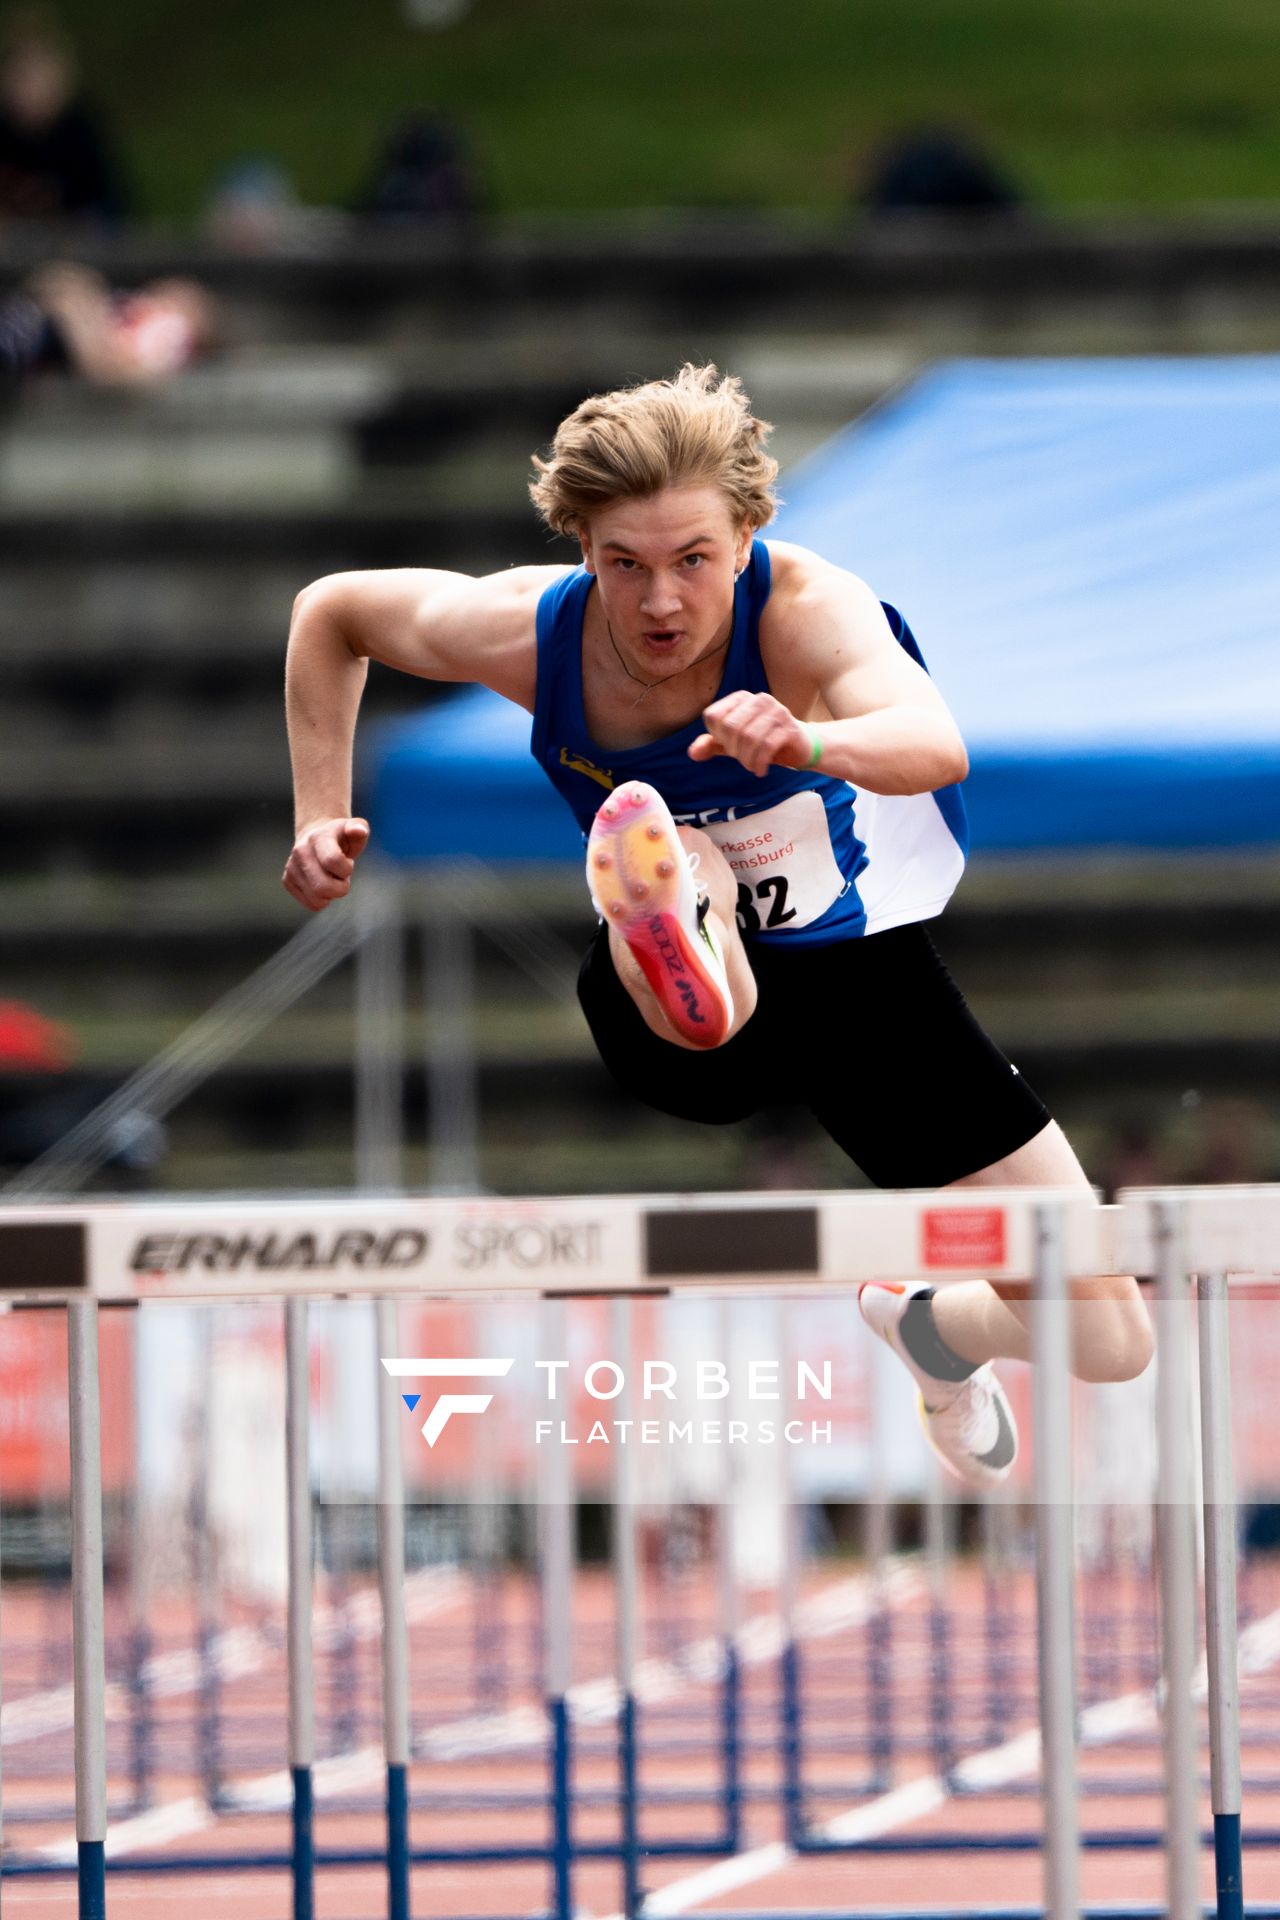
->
[859, 126, 1023, 218]
[1103, 1120, 1168, 1197]
[205, 156, 309, 253]
[0, 260, 221, 388]
[357, 109, 477, 221]
[1179, 1096, 1278, 1185]
[0, 997, 74, 1071]
[1100, 1097, 1280, 1196]
[0, 8, 128, 223]
[403, 0, 474, 25]
[742, 1114, 829, 1191]
[0, 998, 167, 1178]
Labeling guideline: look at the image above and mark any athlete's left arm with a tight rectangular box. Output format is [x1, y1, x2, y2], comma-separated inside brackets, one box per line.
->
[690, 550, 968, 794]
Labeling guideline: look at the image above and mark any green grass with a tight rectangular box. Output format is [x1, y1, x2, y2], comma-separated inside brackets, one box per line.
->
[56, 0, 1280, 222]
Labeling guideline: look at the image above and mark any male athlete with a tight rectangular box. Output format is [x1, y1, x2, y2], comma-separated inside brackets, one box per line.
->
[284, 363, 1152, 1487]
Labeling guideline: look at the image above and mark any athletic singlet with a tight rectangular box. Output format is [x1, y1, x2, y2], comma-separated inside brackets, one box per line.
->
[530, 539, 968, 946]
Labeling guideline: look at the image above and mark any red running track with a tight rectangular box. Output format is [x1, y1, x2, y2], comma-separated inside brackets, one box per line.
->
[5, 1555, 1280, 1917]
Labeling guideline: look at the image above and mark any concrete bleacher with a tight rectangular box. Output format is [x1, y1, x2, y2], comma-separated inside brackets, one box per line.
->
[3, 218, 1279, 1191]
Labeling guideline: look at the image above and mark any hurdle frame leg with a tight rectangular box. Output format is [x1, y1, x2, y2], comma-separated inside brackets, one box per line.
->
[611, 1297, 643, 1920]
[924, 1467, 955, 1786]
[285, 1297, 316, 1920]
[715, 1301, 743, 1855]
[539, 1298, 575, 1920]
[1154, 1199, 1200, 1920]
[423, 887, 481, 1195]
[68, 1296, 108, 1920]
[194, 1306, 223, 1810]
[354, 869, 406, 1195]
[980, 1496, 1015, 1752]
[1198, 1268, 1245, 1920]
[1031, 1202, 1080, 1920]
[376, 1297, 413, 1920]
[127, 1305, 153, 1814]
[778, 1456, 805, 1849]
[864, 1331, 895, 1797]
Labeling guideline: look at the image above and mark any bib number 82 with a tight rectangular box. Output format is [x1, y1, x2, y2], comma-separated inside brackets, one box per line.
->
[735, 877, 797, 934]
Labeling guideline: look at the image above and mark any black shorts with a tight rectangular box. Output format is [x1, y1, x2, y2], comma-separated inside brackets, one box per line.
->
[577, 920, 1051, 1189]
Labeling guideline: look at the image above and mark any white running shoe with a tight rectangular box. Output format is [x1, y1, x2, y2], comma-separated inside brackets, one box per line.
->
[858, 1281, 1018, 1490]
[587, 781, 734, 1049]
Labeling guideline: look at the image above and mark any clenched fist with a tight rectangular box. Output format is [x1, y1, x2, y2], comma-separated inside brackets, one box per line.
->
[283, 817, 370, 911]
[688, 691, 812, 778]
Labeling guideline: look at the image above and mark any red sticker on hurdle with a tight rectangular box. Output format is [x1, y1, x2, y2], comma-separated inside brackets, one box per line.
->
[921, 1205, 1007, 1270]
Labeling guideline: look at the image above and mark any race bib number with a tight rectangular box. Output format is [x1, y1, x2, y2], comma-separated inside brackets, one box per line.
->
[704, 790, 846, 934]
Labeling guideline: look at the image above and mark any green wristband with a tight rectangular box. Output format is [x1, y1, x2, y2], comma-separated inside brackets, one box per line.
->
[805, 724, 824, 769]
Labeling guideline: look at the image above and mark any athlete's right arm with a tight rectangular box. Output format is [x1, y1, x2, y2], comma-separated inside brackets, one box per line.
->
[283, 563, 562, 911]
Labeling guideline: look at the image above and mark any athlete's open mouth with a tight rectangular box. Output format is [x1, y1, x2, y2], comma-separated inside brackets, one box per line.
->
[642, 629, 683, 650]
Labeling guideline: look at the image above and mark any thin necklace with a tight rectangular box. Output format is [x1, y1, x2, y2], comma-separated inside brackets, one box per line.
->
[605, 619, 732, 708]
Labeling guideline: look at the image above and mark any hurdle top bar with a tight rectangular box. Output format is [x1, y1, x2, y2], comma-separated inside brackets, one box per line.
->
[0, 1187, 1114, 1302]
[2, 1186, 1275, 1304]
[1116, 1182, 1280, 1278]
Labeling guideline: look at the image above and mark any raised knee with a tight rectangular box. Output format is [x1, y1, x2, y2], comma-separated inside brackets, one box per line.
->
[1113, 1307, 1155, 1381]
[1071, 1296, 1154, 1384]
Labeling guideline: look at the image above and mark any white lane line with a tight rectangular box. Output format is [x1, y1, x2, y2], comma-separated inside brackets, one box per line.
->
[2, 1681, 115, 1748]
[33, 1564, 920, 1865]
[640, 1843, 792, 1915]
[822, 1773, 947, 1843]
[0, 1872, 290, 1906]
[26, 1566, 465, 1863]
[604, 1602, 1280, 1920]
[37, 1797, 215, 1868]
[23, 1589, 1280, 1887]
[3, 1565, 461, 1750]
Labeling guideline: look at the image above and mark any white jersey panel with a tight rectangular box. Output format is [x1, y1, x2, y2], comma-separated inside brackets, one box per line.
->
[849, 788, 967, 937]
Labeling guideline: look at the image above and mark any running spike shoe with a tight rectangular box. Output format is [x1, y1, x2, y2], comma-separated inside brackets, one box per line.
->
[858, 1280, 1018, 1489]
[587, 781, 734, 1049]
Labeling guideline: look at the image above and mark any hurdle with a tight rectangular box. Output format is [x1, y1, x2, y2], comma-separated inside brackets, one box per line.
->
[285, 1294, 316, 1920]
[773, 1205, 1081, 1897]
[376, 1296, 413, 1920]
[1116, 1185, 1280, 1920]
[0, 1184, 1272, 1920]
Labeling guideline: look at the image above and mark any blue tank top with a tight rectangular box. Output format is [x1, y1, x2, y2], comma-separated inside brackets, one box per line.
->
[531, 539, 968, 945]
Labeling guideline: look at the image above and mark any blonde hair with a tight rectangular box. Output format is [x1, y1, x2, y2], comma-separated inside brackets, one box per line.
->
[529, 363, 779, 540]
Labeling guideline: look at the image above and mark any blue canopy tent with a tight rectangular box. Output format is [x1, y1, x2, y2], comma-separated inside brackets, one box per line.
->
[368, 357, 1280, 857]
